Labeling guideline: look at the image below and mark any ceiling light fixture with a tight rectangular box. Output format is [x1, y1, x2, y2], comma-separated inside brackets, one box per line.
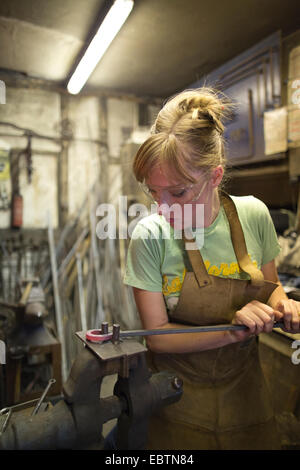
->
[67, 0, 134, 95]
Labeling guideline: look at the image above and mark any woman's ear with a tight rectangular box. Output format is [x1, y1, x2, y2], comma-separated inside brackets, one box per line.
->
[211, 165, 224, 188]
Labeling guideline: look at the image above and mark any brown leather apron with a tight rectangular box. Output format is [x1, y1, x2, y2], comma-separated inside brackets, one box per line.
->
[146, 193, 281, 450]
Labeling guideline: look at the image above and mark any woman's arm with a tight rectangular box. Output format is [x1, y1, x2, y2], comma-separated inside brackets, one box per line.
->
[132, 260, 299, 354]
[262, 259, 300, 332]
[133, 287, 246, 353]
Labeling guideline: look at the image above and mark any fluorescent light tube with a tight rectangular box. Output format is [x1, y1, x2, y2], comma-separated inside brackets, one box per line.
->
[67, 0, 134, 95]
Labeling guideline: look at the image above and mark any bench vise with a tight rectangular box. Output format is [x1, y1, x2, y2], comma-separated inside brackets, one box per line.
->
[0, 327, 183, 450]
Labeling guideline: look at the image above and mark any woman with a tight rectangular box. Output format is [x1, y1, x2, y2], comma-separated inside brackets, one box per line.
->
[123, 87, 300, 450]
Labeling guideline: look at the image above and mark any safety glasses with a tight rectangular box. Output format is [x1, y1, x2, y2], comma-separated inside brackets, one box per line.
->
[139, 177, 209, 205]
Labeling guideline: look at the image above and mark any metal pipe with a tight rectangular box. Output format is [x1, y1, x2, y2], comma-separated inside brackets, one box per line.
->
[247, 88, 254, 156]
[220, 56, 269, 85]
[219, 66, 262, 91]
[219, 44, 278, 80]
[0, 121, 107, 146]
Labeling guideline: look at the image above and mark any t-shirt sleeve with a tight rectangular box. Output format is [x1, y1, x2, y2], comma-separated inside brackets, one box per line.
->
[254, 198, 281, 265]
[123, 221, 163, 292]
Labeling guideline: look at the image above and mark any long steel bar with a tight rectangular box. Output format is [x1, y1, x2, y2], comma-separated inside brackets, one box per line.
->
[117, 321, 285, 338]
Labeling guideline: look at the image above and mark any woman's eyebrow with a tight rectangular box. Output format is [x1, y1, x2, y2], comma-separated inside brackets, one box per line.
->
[147, 182, 189, 189]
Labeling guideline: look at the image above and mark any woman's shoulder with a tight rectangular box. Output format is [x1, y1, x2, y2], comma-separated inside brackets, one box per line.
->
[130, 213, 171, 241]
[229, 194, 273, 235]
[230, 194, 269, 215]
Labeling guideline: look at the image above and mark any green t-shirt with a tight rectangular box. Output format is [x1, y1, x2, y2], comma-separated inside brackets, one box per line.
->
[124, 195, 281, 311]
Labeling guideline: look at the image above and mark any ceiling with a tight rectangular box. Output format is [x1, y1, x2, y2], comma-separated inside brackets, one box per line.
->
[0, 0, 299, 100]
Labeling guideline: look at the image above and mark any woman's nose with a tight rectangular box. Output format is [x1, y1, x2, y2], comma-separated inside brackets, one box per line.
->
[156, 189, 172, 206]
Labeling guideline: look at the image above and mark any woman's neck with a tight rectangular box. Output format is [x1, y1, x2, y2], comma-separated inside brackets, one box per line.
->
[201, 187, 221, 228]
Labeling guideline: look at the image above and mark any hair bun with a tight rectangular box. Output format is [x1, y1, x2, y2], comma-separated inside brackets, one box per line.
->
[176, 89, 229, 134]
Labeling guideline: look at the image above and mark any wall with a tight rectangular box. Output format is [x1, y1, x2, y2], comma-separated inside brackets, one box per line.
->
[0, 85, 156, 230]
[107, 98, 138, 208]
[66, 95, 102, 217]
[0, 87, 60, 228]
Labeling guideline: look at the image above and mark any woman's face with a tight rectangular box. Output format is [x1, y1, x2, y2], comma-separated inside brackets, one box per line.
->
[145, 165, 223, 229]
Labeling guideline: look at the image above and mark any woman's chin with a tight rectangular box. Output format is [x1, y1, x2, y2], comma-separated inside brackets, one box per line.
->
[165, 217, 185, 230]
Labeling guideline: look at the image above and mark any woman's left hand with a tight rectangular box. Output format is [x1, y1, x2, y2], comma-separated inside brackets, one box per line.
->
[276, 299, 300, 333]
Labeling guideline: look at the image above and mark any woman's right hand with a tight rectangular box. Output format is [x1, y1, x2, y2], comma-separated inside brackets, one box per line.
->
[229, 300, 283, 343]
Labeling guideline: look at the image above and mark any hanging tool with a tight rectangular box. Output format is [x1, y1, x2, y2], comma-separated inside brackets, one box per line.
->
[86, 321, 286, 343]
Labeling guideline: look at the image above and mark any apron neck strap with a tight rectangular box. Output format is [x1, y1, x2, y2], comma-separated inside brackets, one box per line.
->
[183, 191, 265, 288]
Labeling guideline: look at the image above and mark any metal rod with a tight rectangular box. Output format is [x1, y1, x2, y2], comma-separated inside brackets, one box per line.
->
[31, 379, 56, 417]
[118, 322, 285, 338]
[0, 397, 50, 416]
[76, 253, 87, 331]
[58, 227, 89, 278]
[0, 409, 12, 435]
[47, 212, 68, 382]
[89, 196, 105, 326]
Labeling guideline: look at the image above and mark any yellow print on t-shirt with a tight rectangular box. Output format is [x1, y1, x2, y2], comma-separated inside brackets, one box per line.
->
[204, 256, 258, 276]
[162, 268, 186, 295]
[162, 255, 258, 296]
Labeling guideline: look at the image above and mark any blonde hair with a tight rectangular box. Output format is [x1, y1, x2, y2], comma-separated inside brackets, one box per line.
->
[133, 87, 234, 184]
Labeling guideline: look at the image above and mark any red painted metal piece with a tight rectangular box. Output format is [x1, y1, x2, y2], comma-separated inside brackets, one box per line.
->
[85, 329, 113, 343]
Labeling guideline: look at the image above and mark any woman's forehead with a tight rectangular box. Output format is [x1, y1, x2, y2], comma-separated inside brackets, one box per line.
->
[146, 164, 203, 187]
